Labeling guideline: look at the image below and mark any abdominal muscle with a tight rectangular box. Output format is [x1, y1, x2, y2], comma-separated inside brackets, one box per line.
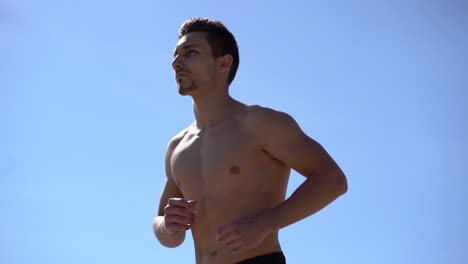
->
[191, 203, 282, 264]
[186, 185, 285, 264]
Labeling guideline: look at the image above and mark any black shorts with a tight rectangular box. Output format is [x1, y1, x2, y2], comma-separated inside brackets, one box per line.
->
[236, 251, 286, 264]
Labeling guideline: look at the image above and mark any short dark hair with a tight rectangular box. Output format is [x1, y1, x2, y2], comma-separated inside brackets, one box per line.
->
[178, 17, 239, 85]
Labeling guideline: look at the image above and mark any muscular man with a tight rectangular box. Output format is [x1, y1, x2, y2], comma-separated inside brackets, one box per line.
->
[153, 17, 348, 264]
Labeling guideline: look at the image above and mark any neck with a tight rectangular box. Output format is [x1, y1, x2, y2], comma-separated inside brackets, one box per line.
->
[191, 90, 243, 130]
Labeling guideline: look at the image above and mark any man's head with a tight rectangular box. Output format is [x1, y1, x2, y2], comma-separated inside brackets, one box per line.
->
[172, 18, 239, 95]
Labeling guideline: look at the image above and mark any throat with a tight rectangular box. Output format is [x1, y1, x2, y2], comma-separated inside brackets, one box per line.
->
[193, 98, 245, 130]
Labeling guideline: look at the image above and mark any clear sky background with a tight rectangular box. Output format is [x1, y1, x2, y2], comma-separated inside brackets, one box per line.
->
[2, 0, 467, 263]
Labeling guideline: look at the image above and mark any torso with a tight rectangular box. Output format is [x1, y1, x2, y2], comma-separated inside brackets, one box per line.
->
[170, 105, 291, 264]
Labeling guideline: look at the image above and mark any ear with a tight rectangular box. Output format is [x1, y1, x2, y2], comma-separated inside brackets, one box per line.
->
[217, 54, 233, 73]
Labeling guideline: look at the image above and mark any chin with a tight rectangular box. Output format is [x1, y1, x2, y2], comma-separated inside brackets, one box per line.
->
[178, 85, 197, 96]
[178, 88, 193, 96]
[178, 89, 190, 96]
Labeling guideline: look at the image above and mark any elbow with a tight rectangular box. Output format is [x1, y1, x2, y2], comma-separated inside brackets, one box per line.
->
[158, 233, 185, 248]
[336, 171, 348, 196]
[158, 239, 183, 249]
[324, 165, 347, 197]
[152, 217, 185, 248]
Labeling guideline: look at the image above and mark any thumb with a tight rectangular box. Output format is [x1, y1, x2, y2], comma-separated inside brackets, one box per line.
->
[216, 224, 230, 240]
[187, 200, 197, 209]
[187, 200, 197, 212]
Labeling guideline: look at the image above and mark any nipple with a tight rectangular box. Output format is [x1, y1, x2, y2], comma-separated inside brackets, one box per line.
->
[229, 166, 240, 174]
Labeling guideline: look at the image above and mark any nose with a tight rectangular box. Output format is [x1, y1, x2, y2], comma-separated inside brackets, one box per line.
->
[172, 55, 183, 71]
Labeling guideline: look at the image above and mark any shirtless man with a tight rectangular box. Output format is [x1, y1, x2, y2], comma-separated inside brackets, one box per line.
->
[153, 17, 348, 264]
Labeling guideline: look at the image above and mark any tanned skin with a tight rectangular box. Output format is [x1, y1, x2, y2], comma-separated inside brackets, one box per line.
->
[153, 31, 348, 264]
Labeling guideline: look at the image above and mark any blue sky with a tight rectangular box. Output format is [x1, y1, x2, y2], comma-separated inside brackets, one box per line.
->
[2, 0, 467, 263]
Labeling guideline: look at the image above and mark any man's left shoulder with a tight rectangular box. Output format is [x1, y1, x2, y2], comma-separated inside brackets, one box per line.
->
[245, 105, 297, 126]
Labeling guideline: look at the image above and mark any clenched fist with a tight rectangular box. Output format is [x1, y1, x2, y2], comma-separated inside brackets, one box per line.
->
[163, 198, 197, 233]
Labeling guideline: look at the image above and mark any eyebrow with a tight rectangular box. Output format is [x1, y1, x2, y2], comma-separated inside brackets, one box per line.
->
[173, 44, 201, 57]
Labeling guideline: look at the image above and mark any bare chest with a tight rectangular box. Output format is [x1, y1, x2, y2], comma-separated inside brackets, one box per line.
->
[170, 125, 255, 198]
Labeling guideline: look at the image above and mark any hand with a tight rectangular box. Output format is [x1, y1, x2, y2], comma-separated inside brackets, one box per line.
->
[163, 198, 197, 234]
[217, 216, 270, 255]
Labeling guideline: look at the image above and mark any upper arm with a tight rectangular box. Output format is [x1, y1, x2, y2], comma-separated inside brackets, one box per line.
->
[248, 108, 343, 179]
[157, 132, 186, 216]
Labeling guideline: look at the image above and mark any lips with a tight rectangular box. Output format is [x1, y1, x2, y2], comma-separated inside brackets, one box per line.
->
[176, 72, 190, 79]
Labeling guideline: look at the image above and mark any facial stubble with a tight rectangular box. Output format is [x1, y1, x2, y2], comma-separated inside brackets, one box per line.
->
[177, 78, 197, 95]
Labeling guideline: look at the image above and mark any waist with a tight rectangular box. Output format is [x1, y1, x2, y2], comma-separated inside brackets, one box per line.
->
[237, 251, 286, 264]
[194, 233, 281, 264]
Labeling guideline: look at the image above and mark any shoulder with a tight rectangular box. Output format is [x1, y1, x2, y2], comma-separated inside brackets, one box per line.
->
[166, 124, 192, 154]
[245, 105, 299, 132]
[242, 105, 304, 147]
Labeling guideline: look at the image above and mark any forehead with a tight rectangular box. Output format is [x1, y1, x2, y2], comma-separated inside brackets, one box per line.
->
[175, 32, 210, 50]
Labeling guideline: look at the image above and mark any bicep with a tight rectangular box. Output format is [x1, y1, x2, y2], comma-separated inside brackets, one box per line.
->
[260, 112, 337, 177]
[157, 177, 183, 216]
[271, 133, 336, 177]
[157, 137, 184, 216]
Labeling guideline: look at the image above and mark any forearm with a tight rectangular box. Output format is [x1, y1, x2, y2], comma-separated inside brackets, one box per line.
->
[153, 216, 186, 248]
[258, 171, 347, 232]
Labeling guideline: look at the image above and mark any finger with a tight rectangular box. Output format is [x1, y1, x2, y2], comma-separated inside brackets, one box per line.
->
[164, 206, 196, 219]
[167, 198, 191, 209]
[228, 241, 242, 254]
[218, 225, 241, 242]
[164, 208, 195, 222]
[219, 232, 236, 247]
[165, 223, 191, 232]
[232, 245, 244, 255]
[216, 226, 223, 241]
[166, 215, 195, 226]
[216, 225, 230, 241]
[168, 198, 197, 212]
[186, 200, 197, 213]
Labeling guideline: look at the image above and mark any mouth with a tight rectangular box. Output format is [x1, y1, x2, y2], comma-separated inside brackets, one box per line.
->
[175, 72, 190, 79]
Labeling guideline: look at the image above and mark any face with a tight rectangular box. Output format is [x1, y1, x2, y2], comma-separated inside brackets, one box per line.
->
[172, 32, 217, 96]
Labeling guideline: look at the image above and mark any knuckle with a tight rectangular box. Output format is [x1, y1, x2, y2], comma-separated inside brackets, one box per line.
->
[176, 216, 188, 224]
[167, 198, 176, 205]
[164, 206, 173, 215]
[165, 223, 176, 230]
[164, 215, 175, 223]
[166, 215, 177, 222]
[177, 207, 188, 215]
[168, 197, 182, 205]
[165, 206, 188, 216]
[166, 222, 179, 228]
[172, 215, 190, 225]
